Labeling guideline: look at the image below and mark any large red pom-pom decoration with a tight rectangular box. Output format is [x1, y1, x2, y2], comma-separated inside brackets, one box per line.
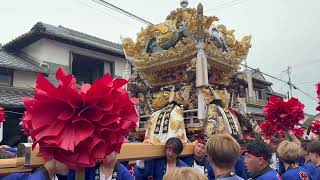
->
[0, 107, 5, 124]
[311, 120, 320, 135]
[21, 67, 139, 169]
[316, 83, 320, 111]
[259, 121, 277, 138]
[264, 95, 305, 131]
[291, 127, 304, 138]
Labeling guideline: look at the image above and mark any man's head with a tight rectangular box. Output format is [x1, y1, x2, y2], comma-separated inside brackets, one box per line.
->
[307, 141, 320, 166]
[277, 140, 301, 164]
[194, 139, 206, 160]
[206, 134, 240, 170]
[244, 139, 272, 176]
[163, 167, 207, 180]
[301, 139, 312, 159]
[269, 137, 281, 152]
[165, 137, 183, 161]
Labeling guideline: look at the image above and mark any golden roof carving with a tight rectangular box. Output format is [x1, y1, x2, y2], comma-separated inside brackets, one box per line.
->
[122, 5, 251, 87]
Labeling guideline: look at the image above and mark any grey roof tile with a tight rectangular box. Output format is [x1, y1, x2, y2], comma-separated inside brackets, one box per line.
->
[0, 86, 33, 107]
[0, 50, 45, 73]
[4, 22, 124, 56]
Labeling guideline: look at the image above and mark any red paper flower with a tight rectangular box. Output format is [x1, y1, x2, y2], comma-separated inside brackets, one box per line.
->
[316, 83, 320, 111]
[22, 67, 139, 169]
[311, 120, 320, 135]
[259, 121, 277, 138]
[0, 107, 5, 123]
[264, 96, 305, 131]
[291, 127, 304, 138]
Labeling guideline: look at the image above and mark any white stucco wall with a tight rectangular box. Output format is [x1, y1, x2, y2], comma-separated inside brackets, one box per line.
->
[21, 39, 127, 77]
[13, 70, 37, 88]
[22, 39, 70, 66]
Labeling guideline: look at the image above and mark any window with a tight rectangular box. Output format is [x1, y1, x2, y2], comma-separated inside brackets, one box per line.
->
[0, 67, 13, 86]
[71, 54, 113, 84]
[253, 89, 260, 100]
[253, 88, 267, 100]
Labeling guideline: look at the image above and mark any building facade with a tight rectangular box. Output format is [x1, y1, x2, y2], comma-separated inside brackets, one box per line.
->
[238, 69, 287, 122]
[0, 22, 128, 145]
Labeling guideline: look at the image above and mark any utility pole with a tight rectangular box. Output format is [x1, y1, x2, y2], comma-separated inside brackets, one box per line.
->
[287, 66, 293, 98]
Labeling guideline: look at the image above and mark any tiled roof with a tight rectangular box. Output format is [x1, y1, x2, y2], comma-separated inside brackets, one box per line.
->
[0, 50, 45, 73]
[4, 22, 124, 56]
[0, 86, 33, 107]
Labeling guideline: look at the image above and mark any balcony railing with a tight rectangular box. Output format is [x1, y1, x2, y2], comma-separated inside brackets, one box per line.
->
[245, 97, 266, 106]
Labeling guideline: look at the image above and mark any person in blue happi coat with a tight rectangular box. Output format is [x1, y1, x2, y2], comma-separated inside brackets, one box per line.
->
[244, 139, 280, 180]
[277, 140, 312, 180]
[233, 155, 248, 180]
[134, 137, 188, 180]
[279, 156, 306, 175]
[181, 139, 215, 179]
[57, 152, 133, 180]
[300, 139, 317, 178]
[307, 141, 320, 180]
[181, 139, 248, 180]
[206, 134, 244, 180]
[1, 159, 69, 180]
[277, 131, 305, 176]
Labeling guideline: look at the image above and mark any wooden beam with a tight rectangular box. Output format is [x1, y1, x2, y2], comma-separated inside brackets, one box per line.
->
[0, 143, 195, 175]
[0, 167, 33, 176]
[118, 143, 195, 161]
[0, 159, 17, 168]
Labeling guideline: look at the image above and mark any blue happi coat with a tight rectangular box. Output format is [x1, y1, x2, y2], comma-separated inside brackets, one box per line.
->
[181, 156, 214, 179]
[282, 166, 312, 180]
[134, 158, 188, 180]
[182, 155, 248, 180]
[249, 166, 280, 180]
[57, 163, 133, 180]
[1, 167, 50, 180]
[303, 161, 318, 180]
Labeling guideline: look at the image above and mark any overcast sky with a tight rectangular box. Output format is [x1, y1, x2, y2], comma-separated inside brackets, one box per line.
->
[1, 0, 319, 115]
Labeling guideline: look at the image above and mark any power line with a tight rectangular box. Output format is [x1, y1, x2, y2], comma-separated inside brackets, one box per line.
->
[295, 81, 318, 85]
[206, 0, 242, 12]
[287, 66, 293, 98]
[276, 70, 287, 80]
[205, 0, 250, 13]
[294, 87, 318, 101]
[239, 63, 318, 101]
[240, 63, 288, 84]
[91, 0, 153, 25]
[291, 58, 320, 69]
[78, 0, 124, 23]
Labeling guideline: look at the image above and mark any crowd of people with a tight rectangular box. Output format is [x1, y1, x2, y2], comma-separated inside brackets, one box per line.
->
[1, 133, 320, 180]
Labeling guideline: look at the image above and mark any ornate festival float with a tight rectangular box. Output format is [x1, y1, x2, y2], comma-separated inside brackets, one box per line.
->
[122, 0, 261, 143]
[0, 1, 266, 178]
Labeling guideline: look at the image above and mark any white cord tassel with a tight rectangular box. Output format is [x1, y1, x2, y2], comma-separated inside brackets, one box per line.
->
[197, 89, 207, 120]
[195, 43, 208, 88]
